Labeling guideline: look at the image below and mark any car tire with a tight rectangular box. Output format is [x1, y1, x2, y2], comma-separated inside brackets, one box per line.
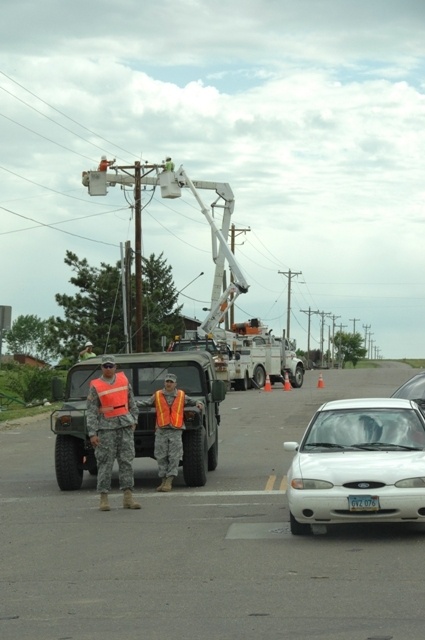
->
[183, 427, 208, 486]
[55, 435, 84, 491]
[289, 512, 311, 536]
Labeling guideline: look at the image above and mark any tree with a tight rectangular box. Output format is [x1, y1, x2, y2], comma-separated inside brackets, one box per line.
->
[141, 253, 185, 351]
[4, 315, 57, 363]
[46, 250, 184, 362]
[332, 331, 367, 368]
[8, 366, 57, 404]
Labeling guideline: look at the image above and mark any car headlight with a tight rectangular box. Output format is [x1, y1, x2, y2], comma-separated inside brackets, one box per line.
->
[395, 477, 425, 488]
[291, 478, 334, 490]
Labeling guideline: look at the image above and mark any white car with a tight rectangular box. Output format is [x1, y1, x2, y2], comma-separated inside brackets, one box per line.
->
[284, 398, 425, 535]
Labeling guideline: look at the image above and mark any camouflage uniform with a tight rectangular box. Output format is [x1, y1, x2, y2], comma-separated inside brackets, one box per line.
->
[139, 388, 199, 479]
[86, 376, 139, 493]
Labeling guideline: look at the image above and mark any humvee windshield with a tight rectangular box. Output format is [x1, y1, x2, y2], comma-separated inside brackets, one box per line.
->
[68, 363, 205, 400]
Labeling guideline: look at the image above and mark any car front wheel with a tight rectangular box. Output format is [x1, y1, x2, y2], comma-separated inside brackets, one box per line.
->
[289, 512, 311, 536]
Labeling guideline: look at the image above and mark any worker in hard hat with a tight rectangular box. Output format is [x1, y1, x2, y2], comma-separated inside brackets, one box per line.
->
[164, 157, 175, 171]
[98, 155, 115, 171]
[79, 341, 97, 361]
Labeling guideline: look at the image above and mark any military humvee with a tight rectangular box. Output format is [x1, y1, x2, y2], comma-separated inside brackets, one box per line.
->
[50, 351, 226, 491]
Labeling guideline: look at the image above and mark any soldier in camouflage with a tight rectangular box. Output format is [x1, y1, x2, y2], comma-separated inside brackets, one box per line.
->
[86, 355, 141, 511]
[138, 373, 203, 492]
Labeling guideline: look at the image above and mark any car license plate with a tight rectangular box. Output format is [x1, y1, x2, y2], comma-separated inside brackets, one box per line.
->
[348, 495, 380, 511]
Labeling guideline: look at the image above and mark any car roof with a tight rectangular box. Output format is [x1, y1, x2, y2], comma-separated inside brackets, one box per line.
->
[318, 397, 417, 412]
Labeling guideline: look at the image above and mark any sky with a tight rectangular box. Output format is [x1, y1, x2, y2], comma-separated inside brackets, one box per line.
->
[1, 0, 425, 359]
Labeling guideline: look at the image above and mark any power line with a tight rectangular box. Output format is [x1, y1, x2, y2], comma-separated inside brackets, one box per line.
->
[0, 204, 121, 246]
[0, 70, 137, 159]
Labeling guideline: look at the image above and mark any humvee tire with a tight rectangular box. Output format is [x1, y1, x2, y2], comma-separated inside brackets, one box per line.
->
[55, 435, 84, 491]
[182, 427, 208, 486]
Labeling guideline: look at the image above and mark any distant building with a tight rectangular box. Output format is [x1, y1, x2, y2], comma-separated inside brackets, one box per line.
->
[13, 354, 47, 367]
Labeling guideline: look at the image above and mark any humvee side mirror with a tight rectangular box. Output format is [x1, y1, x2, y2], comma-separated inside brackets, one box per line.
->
[211, 379, 226, 402]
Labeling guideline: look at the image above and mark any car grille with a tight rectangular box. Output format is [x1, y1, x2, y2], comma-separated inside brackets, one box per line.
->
[343, 481, 386, 489]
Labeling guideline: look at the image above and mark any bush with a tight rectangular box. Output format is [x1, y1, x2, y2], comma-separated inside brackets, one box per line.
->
[8, 366, 58, 404]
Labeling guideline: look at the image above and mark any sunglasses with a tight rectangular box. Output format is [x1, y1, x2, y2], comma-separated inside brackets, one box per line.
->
[102, 363, 115, 369]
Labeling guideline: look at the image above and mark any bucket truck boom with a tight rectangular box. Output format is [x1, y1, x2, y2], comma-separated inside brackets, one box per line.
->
[82, 162, 249, 336]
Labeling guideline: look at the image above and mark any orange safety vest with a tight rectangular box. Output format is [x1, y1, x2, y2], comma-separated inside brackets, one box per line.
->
[155, 390, 185, 428]
[98, 160, 109, 171]
[90, 371, 129, 419]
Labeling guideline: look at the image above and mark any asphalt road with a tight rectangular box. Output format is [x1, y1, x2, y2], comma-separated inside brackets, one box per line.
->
[1, 363, 424, 640]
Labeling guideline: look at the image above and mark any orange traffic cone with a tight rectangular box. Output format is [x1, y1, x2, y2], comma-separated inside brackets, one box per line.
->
[283, 372, 292, 391]
[264, 374, 272, 392]
[317, 373, 325, 389]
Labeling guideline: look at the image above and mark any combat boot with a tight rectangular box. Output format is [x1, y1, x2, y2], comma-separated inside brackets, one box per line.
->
[162, 477, 173, 492]
[156, 478, 166, 492]
[123, 489, 141, 509]
[99, 493, 111, 511]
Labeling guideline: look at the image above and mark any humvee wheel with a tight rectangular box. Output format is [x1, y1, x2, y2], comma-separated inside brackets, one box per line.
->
[183, 427, 208, 486]
[55, 435, 84, 491]
[208, 427, 219, 471]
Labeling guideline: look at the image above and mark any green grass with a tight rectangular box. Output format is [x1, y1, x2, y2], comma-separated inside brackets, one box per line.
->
[343, 360, 379, 369]
[0, 366, 64, 423]
[396, 359, 425, 369]
[343, 359, 425, 370]
[0, 403, 61, 424]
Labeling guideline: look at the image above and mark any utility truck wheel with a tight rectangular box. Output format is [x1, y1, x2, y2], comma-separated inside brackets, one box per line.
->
[253, 366, 266, 388]
[291, 366, 304, 389]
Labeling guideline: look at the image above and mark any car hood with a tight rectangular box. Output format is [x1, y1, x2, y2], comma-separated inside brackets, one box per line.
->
[292, 451, 425, 484]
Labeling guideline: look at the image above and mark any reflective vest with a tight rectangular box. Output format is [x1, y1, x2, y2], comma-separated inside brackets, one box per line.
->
[90, 372, 129, 419]
[155, 390, 185, 428]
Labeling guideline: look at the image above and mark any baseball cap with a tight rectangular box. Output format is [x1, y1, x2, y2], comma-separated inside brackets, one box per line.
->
[102, 355, 116, 366]
[164, 373, 177, 382]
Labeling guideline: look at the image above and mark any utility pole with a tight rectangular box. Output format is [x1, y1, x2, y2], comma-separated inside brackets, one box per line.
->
[363, 324, 371, 358]
[331, 314, 341, 366]
[300, 307, 320, 367]
[368, 333, 374, 360]
[318, 311, 332, 367]
[338, 322, 347, 368]
[229, 224, 250, 327]
[349, 317, 360, 334]
[134, 161, 143, 352]
[278, 269, 302, 339]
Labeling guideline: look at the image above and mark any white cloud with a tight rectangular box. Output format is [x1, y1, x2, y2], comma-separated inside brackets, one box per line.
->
[1, 0, 425, 359]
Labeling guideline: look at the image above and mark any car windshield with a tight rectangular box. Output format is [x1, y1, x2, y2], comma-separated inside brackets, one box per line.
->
[301, 408, 425, 451]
